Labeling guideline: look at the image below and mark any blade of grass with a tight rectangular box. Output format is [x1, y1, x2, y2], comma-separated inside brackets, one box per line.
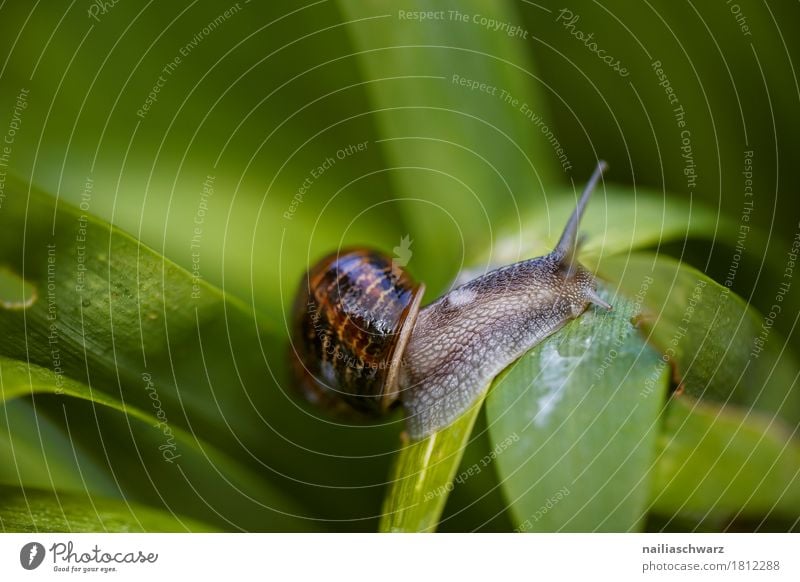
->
[0, 356, 313, 531]
[0, 485, 214, 533]
[0, 399, 117, 497]
[380, 402, 482, 532]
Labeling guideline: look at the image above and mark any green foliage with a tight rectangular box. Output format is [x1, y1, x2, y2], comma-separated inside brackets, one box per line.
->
[0, 178, 391, 531]
[654, 396, 800, 528]
[380, 403, 482, 532]
[0, 0, 797, 533]
[600, 254, 800, 424]
[486, 288, 667, 532]
[0, 486, 213, 532]
[338, 0, 558, 291]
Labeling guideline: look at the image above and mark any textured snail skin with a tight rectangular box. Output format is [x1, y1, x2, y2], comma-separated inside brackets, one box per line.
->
[399, 255, 597, 440]
[397, 161, 610, 439]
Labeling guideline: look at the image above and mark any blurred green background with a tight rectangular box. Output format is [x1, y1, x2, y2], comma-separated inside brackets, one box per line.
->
[2, 0, 799, 323]
[0, 0, 798, 532]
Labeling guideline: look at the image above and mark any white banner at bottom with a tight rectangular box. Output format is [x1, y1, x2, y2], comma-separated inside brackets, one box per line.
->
[0, 533, 797, 581]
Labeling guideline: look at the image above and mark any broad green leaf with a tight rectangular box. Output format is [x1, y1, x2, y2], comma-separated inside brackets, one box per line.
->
[338, 0, 558, 292]
[599, 253, 800, 424]
[462, 185, 723, 275]
[652, 395, 800, 527]
[0, 177, 397, 530]
[486, 287, 668, 531]
[0, 356, 309, 532]
[0, 399, 117, 498]
[0, 485, 213, 533]
[0, 3, 405, 316]
[380, 402, 482, 532]
[1, 356, 173, 424]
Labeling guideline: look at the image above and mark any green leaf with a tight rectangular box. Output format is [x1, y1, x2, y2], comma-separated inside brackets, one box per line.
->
[0, 266, 37, 309]
[0, 399, 118, 498]
[486, 286, 668, 531]
[378, 173, 719, 532]
[464, 185, 723, 273]
[0, 485, 213, 533]
[437, 411, 514, 532]
[338, 0, 559, 292]
[599, 253, 800, 424]
[0, 176, 396, 530]
[0, 3, 404, 316]
[652, 395, 800, 527]
[380, 402, 482, 532]
[1, 355, 166, 424]
[0, 356, 310, 532]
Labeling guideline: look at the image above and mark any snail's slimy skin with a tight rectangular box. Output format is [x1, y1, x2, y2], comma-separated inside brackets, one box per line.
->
[400, 255, 597, 440]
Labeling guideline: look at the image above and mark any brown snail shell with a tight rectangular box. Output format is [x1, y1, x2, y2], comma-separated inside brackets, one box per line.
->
[289, 161, 611, 440]
[290, 248, 425, 416]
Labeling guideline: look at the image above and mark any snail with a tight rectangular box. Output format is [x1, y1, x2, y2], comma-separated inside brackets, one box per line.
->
[290, 161, 611, 440]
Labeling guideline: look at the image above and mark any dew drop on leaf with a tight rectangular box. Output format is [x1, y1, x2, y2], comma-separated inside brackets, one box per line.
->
[0, 266, 37, 310]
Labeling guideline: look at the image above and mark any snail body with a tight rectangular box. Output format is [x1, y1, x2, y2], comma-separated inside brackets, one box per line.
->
[290, 161, 610, 440]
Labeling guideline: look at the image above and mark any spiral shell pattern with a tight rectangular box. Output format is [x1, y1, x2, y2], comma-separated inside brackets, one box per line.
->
[290, 248, 424, 415]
